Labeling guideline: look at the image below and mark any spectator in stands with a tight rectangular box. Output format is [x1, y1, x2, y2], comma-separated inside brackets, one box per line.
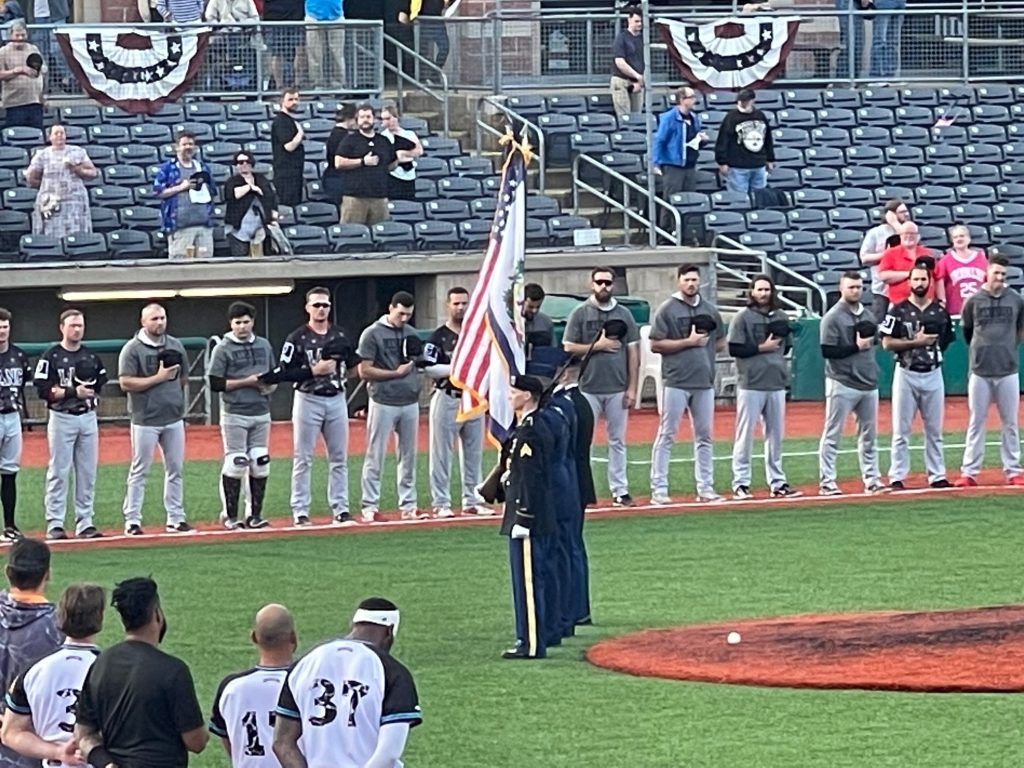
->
[878, 221, 937, 306]
[154, 130, 217, 260]
[336, 103, 416, 225]
[224, 150, 279, 257]
[263, 0, 304, 89]
[0, 0, 25, 26]
[271, 88, 306, 208]
[323, 102, 356, 209]
[23, 0, 66, 89]
[417, 0, 451, 77]
[835, 0, 866, 80]
[380, 104, 423, 202]
[653, 86, 708, 204]
[305, 0, 344, 89]
[0, 21, 44, 131]
[869, 0, 905, 81]
[714, 88, 774, 196]
[137, 0, 162, 21]
[156, 0, 203, 22]
[386, 0, 414, 83]
[24, 123, 96, 240]
[934, 224, 988, 316]
[610, 6, 644, 118]
[205, 0, 258, 23]
[860, 197, 910, 321]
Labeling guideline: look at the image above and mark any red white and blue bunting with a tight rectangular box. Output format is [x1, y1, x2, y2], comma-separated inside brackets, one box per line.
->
[656, 16, 801, 92]
[55, 26, 210, 114]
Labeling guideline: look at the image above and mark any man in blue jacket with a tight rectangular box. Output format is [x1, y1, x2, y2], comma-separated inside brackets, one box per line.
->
[653, 86, 708, 199]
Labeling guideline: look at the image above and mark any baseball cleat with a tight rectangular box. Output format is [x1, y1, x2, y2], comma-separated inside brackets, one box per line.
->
[771, 484, 802, 498]
[461, 506, 495, 516]
[953, 475, 978, 488]
[245, 516, 270, 529]
[930, 479, 952, 489]
[433, 507, 455, 519]
[612, 494, 636, 507]
[1, 527, 22, 542]
[221, 515, 243, 531]
[294, 515, 312, 526]
[1008, 475, 1024, 487]
[78, 526, 103, 539]
[649, 493, 673, 506]
[332, 512, 357, 527]
[165, 522, 194, 533]
[401, 509, 430, 521]
[46, 527, 67, 541]
[818, 484, 843, 496]
[124, 524, 144, 536]
[865, 483, 890, 495]
[733, 486, 754, 500]
[889, 480, 906, 491]
[695, 491, 725, 504]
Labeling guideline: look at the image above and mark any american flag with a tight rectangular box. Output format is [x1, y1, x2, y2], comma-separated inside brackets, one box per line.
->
[449, 144, 528, 444]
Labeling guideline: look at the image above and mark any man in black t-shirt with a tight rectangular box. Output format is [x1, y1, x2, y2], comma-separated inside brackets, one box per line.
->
[75, 577, 207, 768]
[271, 88, 306, 208]
[610, 6, 644, 117]
[336, 104, 416, 225]
[323, 103, 356, 207]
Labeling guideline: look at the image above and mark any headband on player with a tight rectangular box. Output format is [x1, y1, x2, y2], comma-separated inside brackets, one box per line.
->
[353, 608, 400, 636]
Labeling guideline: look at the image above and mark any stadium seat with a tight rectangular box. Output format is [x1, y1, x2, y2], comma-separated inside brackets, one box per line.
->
[425, 199, 470, 221]
[414, 221, 460, 251]
[327, 223, 372, 254]
[990, 223, 1024, 243]
[841, 166, 881, 188]
[63, 233, 108, 261]
[2, 126, 42, 147]
[537, 113, 578, 166]
[964, 143, 1004, 164]
[469, 197, 497, 220]
[89, 207, 120, 233]
[577, 113, 617, 133]
[782, 89, 823, 108]
[803, 147, 844, 168]
[792, 188, 834, 210]
[129, 123, 173, 146]
[920, 164, 962, 186]
[925, 145, 964, 165]
[996, 183, 1024, 203]
[617, 112, 653, 131]
[420, 136, 461, 158]
[525, 217, 549, 248]
[386, 200, 424, 223]
[739, 231, 781, 253]
[817, 250, 860, 271]
[968, 124, 1007, 144]
[966, 224, 990, 247]
[571, 132, 611, 157]
[458, 219, 492, 249]
[974, 84, 1012, 104]
[60, 125, 87, 144]
[775, 251, 818, 277]
[912, 204, 954, 226]
[703, 211, 745, 237]
[990, 243, 1024, 264]
[283, 225, 329, 255]
[786, 209, 828, 231]
[20, 233, 63, 262]
[105, 228, 151, 259]
[226, 102, 269, 122]
[3, 188, 36, 212]
[201, 141, 242, 165]
[952, 203, 995, 225]
[371, 220, 415, 251]
[415, 156, 449, 180]
[116, 145, 161, 167]
[243, 140, 273, 163]
[0, 146, 28, 169]
[828, 208, 870, 229]
[850, 126, 892, 146]
[305, 179, 327, 202]
[782, 230, 823, 251]
[915, 185, 957, 205]
[961, 163, 1002, 185]
[1001, 162, 1024, 181]
[89, 185, 134, 208]
[745, 209, 788, 233]
[87, 124, 130, 146]
[610, 131, 646, 154]
[823, 88, 861, 109]
[415, 178, 436, 199]
[60, 104, 101, 126]
[300, 119, 334, 142]
[772, 128, 810, 147]
[506, 95, 546, 119]
[917, 225, 946, 244]
[399, 116, 429, 135]
[0, 210, 29, 261]
[890, 126, 930, 146]
[214, 121, 257, 142]
[184, 102, 226, 123]
[810, 127, 849, 147]
[449, 156, 493, 178]
[873, 186, 916, 204]
[777, 108, 818, 128]
[711, 190, 751, 211]
[120, 206, 163, 231]
[437, 176, 482, 200]
[992, 202, 1024, 223]
[861, 87, 900, 107]
[750, 91, 784, 110]
[885, 145, 924, 166]
[295, 202, 338, 226]
[547, 215, 591, 246]
[893, 106, 934, 126]
[816, 108, 856, 128]
[823, 229, 863, 250]
[585, 93, 615, 114]
[881, 165, 921, 185]
[773, 146, 802, 166]
[270, 103, 311, 121]
[103, 164, 147, 186]
[526, 195, 562, 219]
[147, 103, 184, 124]
[82, 145, 116, 167]
[767, 167, 800, 190]
[800, 167, 841, 189]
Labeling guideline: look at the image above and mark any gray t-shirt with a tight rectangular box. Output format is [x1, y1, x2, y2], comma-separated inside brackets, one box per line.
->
[118, 333, 187, 427]
[860, 222, 896, 297]
[961, 286, 1024, 377]
[356, 318, 423, 406]
[525, 311, 554, 346]
[562, 299, 640, 395]
[649, 294, 723, 390]
[207, 334, 275, 416]
[727, 305, 790, 391]
[820, 302, 879, 390]
[175, 160, 208, 229]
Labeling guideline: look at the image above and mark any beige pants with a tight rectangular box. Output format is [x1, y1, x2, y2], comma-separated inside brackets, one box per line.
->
[305, 20, 345, 88]
[610, 75, 642, 117]
[340, 197, 389, 226]
[168, 226, 214, 259]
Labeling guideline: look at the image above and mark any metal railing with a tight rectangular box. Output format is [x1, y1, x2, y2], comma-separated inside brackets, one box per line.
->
[475, 96, 547, 191]
[382, 32, 450, 135]
[715, 234, 826, 316]
[571, 153, 680, 246]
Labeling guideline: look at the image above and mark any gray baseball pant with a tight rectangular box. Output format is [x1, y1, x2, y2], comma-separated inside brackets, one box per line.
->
[44, 411, 98, 534]
[428, 390, 483, 510]
[583, 391, 630, 497]
[650, 386, 715, 497]
[291, 392, 349, 521]
[731, 388, 787, 491]
[961, 372, 1022, 478]
[361, 400, 418, 515]
[819, 379, 880, 489]
[122, 420, 186, 527]
[889, 367, 946, 484]
[0, 412, 22, 474]
[221, 413, 271, 517]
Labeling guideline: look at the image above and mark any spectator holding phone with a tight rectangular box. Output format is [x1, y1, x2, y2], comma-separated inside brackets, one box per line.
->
[154, 131, 218, 259]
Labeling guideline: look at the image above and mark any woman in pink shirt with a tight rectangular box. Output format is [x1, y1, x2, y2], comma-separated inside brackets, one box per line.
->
[935, 225, 988, 316]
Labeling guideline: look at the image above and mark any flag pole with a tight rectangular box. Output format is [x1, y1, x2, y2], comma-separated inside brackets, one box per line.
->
[642, 0, 657, 248]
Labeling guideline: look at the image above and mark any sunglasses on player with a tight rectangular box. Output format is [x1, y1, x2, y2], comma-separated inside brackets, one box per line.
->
[311, 302, 331, 309]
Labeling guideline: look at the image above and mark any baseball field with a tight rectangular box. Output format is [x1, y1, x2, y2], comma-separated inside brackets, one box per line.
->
[11, 400, 1024, 767]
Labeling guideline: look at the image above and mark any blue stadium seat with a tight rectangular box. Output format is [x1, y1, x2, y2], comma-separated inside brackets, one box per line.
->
[861, 87, 900, 107]
[775, 251, 818, 276]
[415, 156, 450, 180]
[817, 250, 860, 271]
[547, 215, 591, 246]
[420, 136, 461, 159]
[773, 146, 802, 166]
[776, 108, 817, 128]
[703, 211, 745, 236]
[214, 121, 257, 142]
[458, 219, 492, 249]
[506, 95, 546, 119]
[449, 156, 494, 179]
[803, 147, 844, 168]
[767, 167, 800, 190]
[305, 179, 327, 202]
[966, 224, 990, 247]
[98, 105, 137, 124]
[912, 204, 953, 226]
[792, 188, 834, 209]
[782, 89, 822, 108]
[525, 217, 549, 248]
[841, 166, 881, 188]
[227, 102, 270, 122]
[399, 116, 429, 135]
[147, 104, 184, 124]
[63, 233, 108, 261]
[116, 145, 161, 167]
[739, 231, 781, 253]
[20, 233, 62, 261]
[990, 223, 1024, 242]
[120, 206, 163, 231]
[618, 112, 654, 131]
[823, 229, 863, 250]
[782, 230, 823, 251]
[547, 95, 588, 115]
[60, 126, 87, 144]
[103, 164, 148, 187]
[90, 207, 120, 233]
[973, 105, 1011, 124]
[437, 176, 482, 200]
[996, 183, 1024, 203]
[800, 167, 841, 189]
[571, 131, 611, 157]
[327, 223, 372, 254]
[89, 185, 134, 208]
[371, 221, 415, 251]
[822, 88, 861, 109]
[890, 126, 930, 146]
[0, 146, 28, 169]
[129, 123, 173, 146]
[920, 165, 962, 186]
[415, 178, 436, 199]
[961, 163, 1002, 185]
[469, 197, 497, 220]
[850, 126, 892, 146]
[816, 108, 857, 128]
[992, 202, 1024, 222]
[745, 209, 788, 233]
[964, 143, 1004, 164]
[917, 225, 946, 244]
[577, 113, 617, 133]
[173, 121, 215, 143]
[772, 128, 810, 147]
[828, 208, 870, 229]
[60, 105, 100, 126]
[300, 119, 334, 141]
[526, 195, 561, 219]
[975, 84, 1014, 104]
[537, 113, 579, 156]
[610, 131, 646, 154]
[899, 87, 938, 106]
[925, 145, 964, 165]
[894, 106, 934, 126]
[885, 145, 924, 165]
[968, 124, 1007, 144]
[415, 221, 460, 251]
[284, 225, 329, 255]
[81, 145, 116, 167]
[873, 186, 916, 204]
[3, 188, 36, 211]
[2, 126, 42, 147]
[990, 243, 1024, 265]
[809, 127, 849, 147]
[585, 94, 615, 114]
[295, 202, 338, 226]
[107, 229, 152, 259]
[0, 210, 29, 261]
[425, 199, 470, 221]
[185, 102, 226, 123]
[88, 124, 130, 146]
[711, 190, 751, 211]
[786, 208, 828, 231]
[243, 140, 273, 163]
[881, 165, 922, 185]
[915, 185, 957, 205]
[386, 200, 424, 223]
[1001, 162, 1024, 181]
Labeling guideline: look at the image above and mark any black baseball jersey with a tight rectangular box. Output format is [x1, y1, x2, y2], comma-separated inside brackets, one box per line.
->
[33, 344, 108, 414]
[0, 345, 31, 414]
[279, 324, 357, 396]
[500, 411, 556, 537]
[427, 324, 460, 393]
[880, 299, 954, 371]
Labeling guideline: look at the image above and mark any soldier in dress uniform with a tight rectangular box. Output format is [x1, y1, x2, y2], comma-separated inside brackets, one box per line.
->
[500, 374, 555, 660]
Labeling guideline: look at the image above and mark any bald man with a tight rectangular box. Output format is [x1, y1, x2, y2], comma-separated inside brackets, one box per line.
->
[210, 604, 297, 767]
[118, 304, 191, 535]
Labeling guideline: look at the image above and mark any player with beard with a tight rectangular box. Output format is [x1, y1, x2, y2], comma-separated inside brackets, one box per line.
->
[0, 308, 30, 542]
[880, 265, 955, 490]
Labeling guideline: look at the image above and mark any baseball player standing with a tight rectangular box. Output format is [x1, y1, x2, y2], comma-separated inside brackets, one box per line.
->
[357, 291, 425, 522]
[0, 309, 31, 542]
[956, 256, 1024, 487]
[426, 287, 488, 519]
[880, 265, 955, 489]
[728, 275, 801, 500]
[277, 287, 360, 527]
[818, 272, 888, 496]
[208, 302, 277, 529]
[33, 310, 107, 540]
[648, 264, 725, 504]
[118, 303, 191, 536]
[562, 268, 640, 507]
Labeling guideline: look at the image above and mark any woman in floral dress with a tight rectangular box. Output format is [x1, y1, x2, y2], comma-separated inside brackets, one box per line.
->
[24, 123, 98, 238]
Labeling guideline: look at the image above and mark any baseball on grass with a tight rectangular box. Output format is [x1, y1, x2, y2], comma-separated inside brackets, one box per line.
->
[726, 631, 742, 645]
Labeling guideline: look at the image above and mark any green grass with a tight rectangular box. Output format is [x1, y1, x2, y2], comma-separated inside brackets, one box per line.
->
[47, 494, 1024, 768]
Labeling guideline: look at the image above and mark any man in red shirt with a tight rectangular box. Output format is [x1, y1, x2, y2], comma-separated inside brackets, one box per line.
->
[878, 222, 936, 305]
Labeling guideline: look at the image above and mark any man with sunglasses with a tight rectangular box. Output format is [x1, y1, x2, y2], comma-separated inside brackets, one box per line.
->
[562, 268, 640, 507]
[276, 287, 360, 526]
[223, 151, 279, 258]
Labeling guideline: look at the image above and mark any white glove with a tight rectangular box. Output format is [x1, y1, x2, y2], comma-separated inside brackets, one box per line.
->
[510, 524, 530, 540]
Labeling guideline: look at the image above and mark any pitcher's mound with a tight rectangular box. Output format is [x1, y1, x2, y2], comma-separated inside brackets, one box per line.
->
[587, 605, 1024, 693]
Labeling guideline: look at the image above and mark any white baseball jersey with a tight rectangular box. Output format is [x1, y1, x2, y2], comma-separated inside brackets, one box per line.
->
[275, 639, 421, 768]
[210, 665, 290, 768]
[4, 642, 100, 768]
